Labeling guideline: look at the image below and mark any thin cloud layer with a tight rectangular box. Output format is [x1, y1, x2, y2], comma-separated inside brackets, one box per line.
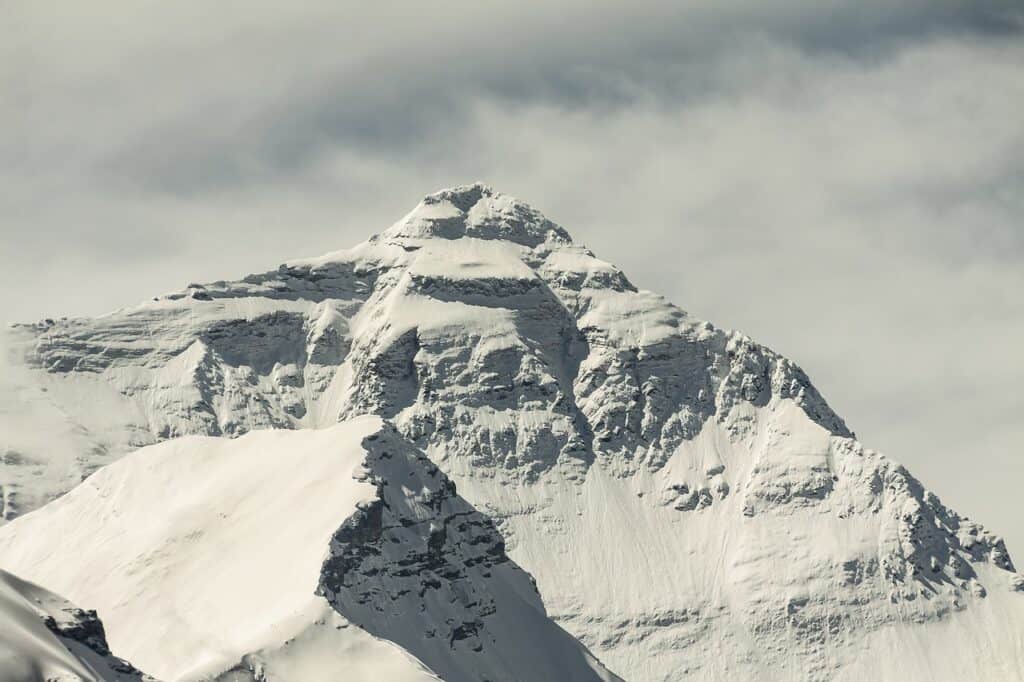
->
[2, 2, 1022, 551]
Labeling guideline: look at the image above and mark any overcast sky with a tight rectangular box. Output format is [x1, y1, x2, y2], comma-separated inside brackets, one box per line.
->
[3, 2, 1022, 552]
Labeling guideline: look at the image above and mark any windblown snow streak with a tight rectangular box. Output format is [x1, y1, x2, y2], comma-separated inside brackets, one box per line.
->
[2, 183, 1022, 680]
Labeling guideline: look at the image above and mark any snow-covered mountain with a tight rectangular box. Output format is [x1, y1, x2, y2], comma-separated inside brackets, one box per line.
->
[0, 416, 616, 682]
[2, 183, 1022, 680]
[0, 567, 152, 681]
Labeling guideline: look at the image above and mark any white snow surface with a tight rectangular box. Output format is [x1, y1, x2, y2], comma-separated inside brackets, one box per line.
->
[0, 419, 424, 681]
[2, 182, 1023, 680]
[0, 415, 615, 682]
[0, 567, 151, 681]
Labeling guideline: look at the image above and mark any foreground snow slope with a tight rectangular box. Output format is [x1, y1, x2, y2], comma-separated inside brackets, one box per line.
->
[3, 183, 1022, 679]
[0, 416, 616, 682]
[0, 567, 151, 681]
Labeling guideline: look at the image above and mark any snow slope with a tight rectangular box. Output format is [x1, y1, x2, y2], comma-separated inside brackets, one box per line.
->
[3, 183, 1022, 680]
[0, 416, 616, 682]
[0, 567, 151, 681]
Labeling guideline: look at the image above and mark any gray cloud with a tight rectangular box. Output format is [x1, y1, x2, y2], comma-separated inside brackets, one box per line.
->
[6, 1, 1021, 192]
[2, 1, 1023, 552]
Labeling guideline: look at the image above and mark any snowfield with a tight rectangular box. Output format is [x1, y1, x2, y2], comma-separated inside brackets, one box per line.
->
[1, 183, 1022, 680]
[0, 567, 151, 681]
[0, 417, 615, 681]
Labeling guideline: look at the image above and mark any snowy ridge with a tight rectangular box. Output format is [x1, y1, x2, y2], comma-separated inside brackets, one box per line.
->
[0, 567, 151, 681]
[318, 422, 617, 682]
[2, 183, 1022, 680]
[0, 416, 616, 681]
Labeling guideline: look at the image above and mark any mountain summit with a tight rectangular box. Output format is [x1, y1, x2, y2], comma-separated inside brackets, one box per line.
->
[1, 185, 1022, 681]
[381, 182, 573, 246]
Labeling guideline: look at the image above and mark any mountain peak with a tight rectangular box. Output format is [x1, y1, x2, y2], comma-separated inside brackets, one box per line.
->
[424, 181, 495, 211]
[4, 186, 1024, 681]
[382, 182, 573, 248]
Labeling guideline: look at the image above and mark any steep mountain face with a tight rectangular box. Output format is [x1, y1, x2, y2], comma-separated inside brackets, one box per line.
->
[0, 567, 152, 681]
[0, 416, 616, 682]
[2, 183, 1022, 680]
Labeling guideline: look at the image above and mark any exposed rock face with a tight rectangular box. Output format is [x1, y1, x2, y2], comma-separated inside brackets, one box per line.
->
[39, 604, 151, 680]
[2, 184, 849, 496]
[0, 567, 152, 681]
[318, 427, 515, 645]
[2, 183, 1022, 680]
[318, 423, 619, 682]
[0, 418, 616, 682]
